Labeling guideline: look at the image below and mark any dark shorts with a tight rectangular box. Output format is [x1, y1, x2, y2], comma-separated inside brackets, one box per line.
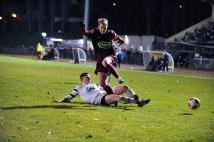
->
[94, 55, 118, 75]
[101, 96, 110, 106]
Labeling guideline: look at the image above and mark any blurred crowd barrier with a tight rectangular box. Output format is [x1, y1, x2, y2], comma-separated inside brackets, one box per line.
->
[0, 46, 213, 72]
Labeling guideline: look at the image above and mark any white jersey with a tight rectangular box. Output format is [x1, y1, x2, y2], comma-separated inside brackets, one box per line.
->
[70, 83, 107, 105]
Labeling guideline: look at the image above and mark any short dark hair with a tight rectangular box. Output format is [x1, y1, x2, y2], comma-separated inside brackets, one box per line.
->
[80, 72, 89, 81]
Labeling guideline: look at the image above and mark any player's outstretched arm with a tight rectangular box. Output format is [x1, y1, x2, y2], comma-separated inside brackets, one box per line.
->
[54, 97, 70, 103]
[80, 20, 85, 28]
[80, 20, 89, 35]
[113, 36, 124, 46]
[54, 93, 77, 103]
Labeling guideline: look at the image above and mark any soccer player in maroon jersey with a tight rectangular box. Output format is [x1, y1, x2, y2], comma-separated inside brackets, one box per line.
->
[80, 18, 124, 95]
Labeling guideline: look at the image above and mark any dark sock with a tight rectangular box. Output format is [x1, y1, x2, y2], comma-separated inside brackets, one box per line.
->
[105, 64, 119, 78]
[104, 85, 114, 94]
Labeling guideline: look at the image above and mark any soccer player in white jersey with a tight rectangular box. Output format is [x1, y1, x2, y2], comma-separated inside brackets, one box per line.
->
[55, 72, 150, 107]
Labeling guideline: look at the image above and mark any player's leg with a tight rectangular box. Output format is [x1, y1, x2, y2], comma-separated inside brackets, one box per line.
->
[102, 56, 124, 83]
[97, 72, 108, 87]
[113, 85, 135, 97]
[104, 94, 149, 107]
[132, 94, 150, 107]
[98, 72, 114, 94]
[104, 95, 134, 104]
[105, 74, 111, 85]
[114, 85, 140, 104]
[114, 85, 151, 107]
[98, 92, 150, 107]
[105, 62, 118, 85]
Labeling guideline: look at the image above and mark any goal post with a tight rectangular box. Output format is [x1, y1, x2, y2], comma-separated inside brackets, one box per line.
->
[142, 51, 174, 72]
[72, 48, 87, 64]
[53, 48, 59, 60]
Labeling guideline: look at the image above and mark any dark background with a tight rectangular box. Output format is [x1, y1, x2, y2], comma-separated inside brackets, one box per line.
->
[0, 0, 212, 47]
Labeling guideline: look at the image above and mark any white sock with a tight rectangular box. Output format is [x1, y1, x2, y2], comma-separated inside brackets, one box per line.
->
[119, 96, 135, 104]
[105, 75, 111, 85]
[126, 88, 135, 98]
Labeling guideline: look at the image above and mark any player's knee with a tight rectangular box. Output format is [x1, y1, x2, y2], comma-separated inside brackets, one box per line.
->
[102, 58, 112, 66]
[102, 60, 107, 67]
[123, 85, 129, 90]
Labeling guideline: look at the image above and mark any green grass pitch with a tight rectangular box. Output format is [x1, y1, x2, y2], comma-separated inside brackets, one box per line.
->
[0, 55, 214, 142]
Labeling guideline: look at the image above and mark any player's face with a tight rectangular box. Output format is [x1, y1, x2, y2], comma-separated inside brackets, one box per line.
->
[82, 74, 91, 84]
[98, 23, 107, 34]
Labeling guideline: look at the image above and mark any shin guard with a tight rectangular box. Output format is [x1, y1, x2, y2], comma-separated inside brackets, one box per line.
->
[119, 96, 135, 104]
[126, 88, 136, 98]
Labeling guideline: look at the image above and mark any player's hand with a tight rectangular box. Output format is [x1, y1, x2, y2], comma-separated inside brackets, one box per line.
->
[53, 98, 69, 103]
[113, 37, 124, 46]
[80, 20, 85, 28]
[53, 100, 62, 103]
[118, 40, 124, 46]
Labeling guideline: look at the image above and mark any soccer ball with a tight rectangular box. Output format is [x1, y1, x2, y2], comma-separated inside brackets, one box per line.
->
[188, 97, 200, 110]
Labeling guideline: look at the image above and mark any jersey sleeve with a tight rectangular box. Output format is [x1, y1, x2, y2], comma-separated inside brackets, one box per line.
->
[65, 86, 80, 101]
[110, 30, 118, 39]
[81, 27, 96, 38]
[70, 86, 80, 97]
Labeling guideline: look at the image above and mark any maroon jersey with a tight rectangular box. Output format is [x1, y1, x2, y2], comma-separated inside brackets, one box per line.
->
[82, 27, 118, 62]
